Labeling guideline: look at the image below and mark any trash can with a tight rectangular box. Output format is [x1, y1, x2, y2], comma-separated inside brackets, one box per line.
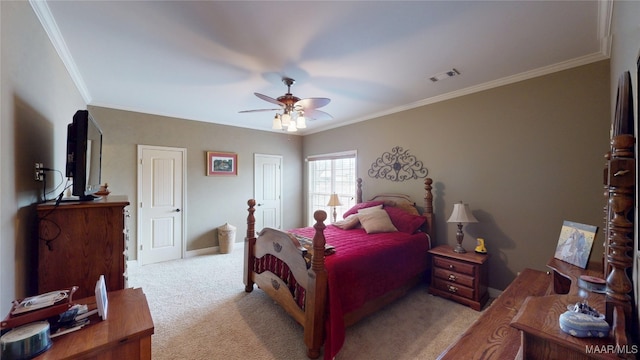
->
[218, 223, 236, 254]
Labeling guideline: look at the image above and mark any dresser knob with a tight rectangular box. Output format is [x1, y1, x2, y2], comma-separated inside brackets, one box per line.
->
[447, 285, 458, 293]
[448, 264, 455, 270]
[448, 274, 457, 282]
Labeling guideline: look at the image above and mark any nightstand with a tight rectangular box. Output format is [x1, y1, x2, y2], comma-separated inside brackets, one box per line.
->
[428, 244, 489, 311]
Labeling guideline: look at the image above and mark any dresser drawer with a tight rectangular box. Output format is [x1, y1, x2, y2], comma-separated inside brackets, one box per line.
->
[433, 267, 475, 288]
[432, 278, 475, 300]
[433, 256, 476, 276]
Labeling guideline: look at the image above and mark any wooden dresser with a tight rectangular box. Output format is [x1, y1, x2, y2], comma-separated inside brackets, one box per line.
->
[510, 258, 636, 359]
[37, 196, 130, 299]
[428, 245, 489, 311]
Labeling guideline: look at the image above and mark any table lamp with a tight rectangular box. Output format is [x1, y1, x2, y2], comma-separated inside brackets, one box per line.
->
[327, 194, 342, 223]
[447, 201, 478, 253]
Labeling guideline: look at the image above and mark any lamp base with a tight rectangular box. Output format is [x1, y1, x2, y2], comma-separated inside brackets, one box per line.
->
[454, 223, 467, 253]
[453, 244, 467, 253]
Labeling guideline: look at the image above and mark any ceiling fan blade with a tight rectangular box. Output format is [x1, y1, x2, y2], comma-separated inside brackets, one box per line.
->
[303, 109, 333, 121]
[295, 97, 330, 110]
[239, 108, 281, 113]
[255, 92, 285, 106]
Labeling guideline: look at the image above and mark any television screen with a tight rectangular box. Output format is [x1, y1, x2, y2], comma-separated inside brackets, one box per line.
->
[66, 110, 103, 200]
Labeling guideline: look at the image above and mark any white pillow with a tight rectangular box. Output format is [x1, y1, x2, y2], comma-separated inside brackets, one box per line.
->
[356, 204, 383, 214]
[357, 208, 398, 234]
[333, 214, 360, 230]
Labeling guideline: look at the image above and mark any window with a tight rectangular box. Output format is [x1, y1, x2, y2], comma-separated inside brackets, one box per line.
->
[307, 151, 357, 225]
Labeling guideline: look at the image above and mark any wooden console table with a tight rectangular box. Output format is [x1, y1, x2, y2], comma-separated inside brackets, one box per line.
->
[35, 288, 154, 359]
[510, 258, 633, 359]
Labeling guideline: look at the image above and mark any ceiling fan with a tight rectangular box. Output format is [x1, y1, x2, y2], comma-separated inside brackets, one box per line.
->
[240, 77, 332, 131]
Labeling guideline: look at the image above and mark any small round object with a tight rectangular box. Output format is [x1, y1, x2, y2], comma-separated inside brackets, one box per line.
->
[1, 321, 52, 359]
[578, 275, 606, 293]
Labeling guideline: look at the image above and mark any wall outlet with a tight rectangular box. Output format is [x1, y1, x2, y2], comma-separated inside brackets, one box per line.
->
[34, 163, 44, 181]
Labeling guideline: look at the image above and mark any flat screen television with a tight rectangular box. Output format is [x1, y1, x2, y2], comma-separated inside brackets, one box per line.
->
[65, 110, 103, 201]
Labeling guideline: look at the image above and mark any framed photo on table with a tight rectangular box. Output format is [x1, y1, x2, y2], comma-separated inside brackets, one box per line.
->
[554, 220, 597, 269]
[207, 151, 237, 176]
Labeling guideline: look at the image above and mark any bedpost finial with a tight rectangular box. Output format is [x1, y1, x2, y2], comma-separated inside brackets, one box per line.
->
[314, 210, 327, 223]
[248, 199, 256, 207]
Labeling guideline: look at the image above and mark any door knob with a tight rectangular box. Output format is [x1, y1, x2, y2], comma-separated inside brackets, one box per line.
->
[257, 203, 263, 207]
[175, 209, 181, 212]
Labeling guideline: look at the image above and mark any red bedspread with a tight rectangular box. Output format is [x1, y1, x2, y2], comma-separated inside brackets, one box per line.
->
[290, 225, 430, 359]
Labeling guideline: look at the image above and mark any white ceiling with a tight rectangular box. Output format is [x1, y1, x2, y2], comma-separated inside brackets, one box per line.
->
[32, 1, 610, 135]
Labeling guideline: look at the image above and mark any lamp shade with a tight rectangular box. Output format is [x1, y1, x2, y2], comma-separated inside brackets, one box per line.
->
[296, 115, 306, 129]
[281, 112, 291, 126]
[272, 114, 282, 130]
[327, 193, 342, 207]
[447, 202, 478, 223]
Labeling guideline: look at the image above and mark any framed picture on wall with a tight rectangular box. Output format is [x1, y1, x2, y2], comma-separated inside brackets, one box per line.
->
[207, 151, 237, 176]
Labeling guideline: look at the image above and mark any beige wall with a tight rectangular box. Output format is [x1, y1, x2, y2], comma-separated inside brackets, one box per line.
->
[609, 0, 640, 337]
[2, 0, 635, 319]
[1, 1, 87, 314]
[87, 107, 303, 256]
[305, 61, 611, 290]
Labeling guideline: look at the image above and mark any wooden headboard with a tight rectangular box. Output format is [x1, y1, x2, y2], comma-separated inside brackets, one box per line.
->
[354, 177, 434, 240]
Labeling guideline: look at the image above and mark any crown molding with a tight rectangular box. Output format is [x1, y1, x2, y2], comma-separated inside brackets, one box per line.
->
[309, 52, 610, 135]
[598, 0, 613, 57]
[29, 0, 92, 103]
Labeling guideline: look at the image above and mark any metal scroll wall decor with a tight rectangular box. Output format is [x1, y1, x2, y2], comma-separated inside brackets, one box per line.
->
[368, 146, 428, 182]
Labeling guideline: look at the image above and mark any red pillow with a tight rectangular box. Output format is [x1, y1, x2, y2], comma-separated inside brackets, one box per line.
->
[342, 201, 384, 219]
[384, 206, 426, 234]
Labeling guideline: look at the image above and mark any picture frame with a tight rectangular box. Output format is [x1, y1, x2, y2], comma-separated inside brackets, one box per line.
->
[554, 220, 598, 269]
[95, 275, 108, 320]
[207, 151, 237, 176]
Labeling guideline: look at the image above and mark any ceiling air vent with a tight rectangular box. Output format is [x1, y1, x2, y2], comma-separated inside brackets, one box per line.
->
[429, 68, 460, 82]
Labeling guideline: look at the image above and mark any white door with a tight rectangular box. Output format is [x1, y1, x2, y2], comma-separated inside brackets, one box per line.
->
[254, 154, 283, 233]
[138, 145, 186, 265]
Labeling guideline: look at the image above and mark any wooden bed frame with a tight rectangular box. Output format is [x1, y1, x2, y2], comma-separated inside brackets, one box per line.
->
[243, 177, 434, 358]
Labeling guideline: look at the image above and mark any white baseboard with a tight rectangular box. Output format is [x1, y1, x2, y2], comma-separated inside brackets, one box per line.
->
[488, 287, 502, 299]
[185, 246, 218, 257]
[127, 246, 229, 267]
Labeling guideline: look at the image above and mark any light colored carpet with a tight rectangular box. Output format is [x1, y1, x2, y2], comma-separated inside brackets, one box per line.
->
[127, 247, 482, 359]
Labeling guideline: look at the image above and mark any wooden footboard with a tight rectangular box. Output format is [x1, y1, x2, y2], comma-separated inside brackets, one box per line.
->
[244, 199, 328, 358]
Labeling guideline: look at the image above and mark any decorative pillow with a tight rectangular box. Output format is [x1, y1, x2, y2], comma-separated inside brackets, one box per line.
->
[385, 206, 426, 234]
[355, 204, 383, 214]
[342, 201, 384, 219]
[357, 208, 398, 234]
[332, 214, 360, 230]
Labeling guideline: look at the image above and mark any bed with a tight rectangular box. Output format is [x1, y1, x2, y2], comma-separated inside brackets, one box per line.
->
[243, 178, 434, 359]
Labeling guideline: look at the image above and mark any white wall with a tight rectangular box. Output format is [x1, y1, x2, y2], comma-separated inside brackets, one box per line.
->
[1, 1, 86, 314]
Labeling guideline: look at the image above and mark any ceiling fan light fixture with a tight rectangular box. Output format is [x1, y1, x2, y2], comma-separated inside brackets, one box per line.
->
[281, 112, 291, 126]
[240, 77, 331, 133]
[297, 114, 306, 129]
[272, 114, 282, 130]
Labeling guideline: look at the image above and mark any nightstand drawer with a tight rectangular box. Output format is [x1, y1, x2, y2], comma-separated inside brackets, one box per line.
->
[433, 257, 476, 276]
[432, 278, 474, 299]
[433, 267, 475, 288]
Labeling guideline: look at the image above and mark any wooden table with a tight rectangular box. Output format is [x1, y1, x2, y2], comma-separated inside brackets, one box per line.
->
[35, 288, 154, 360]
[510, 258, 625, 359]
